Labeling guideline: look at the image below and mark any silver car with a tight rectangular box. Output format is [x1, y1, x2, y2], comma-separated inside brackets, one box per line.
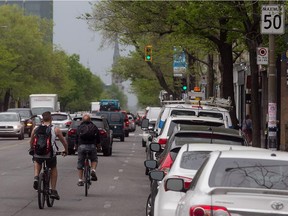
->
[0, 112, 25, 140]
[51, 112, 72, 136]
[170, 150, 288, 216]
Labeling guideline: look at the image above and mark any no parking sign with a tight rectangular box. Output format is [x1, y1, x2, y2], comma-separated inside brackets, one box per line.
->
[257, 47, 268, 65]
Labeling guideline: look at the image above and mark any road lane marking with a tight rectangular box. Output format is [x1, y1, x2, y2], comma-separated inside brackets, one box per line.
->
[1, 172, 7, 175]
[104, 201, 112, 208]
[118, 169, 123, 173]
[114, 176, 119, 180]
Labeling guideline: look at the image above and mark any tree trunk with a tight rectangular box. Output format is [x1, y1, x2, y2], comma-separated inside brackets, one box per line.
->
[247, 40, 261, 148]
[207, 54, 214, 97]
[3, 88, 11, 111]
[218, 43, 238, 127]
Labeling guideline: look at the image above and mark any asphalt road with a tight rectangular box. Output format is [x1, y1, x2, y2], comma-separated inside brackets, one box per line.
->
[0, 126, 149, 216]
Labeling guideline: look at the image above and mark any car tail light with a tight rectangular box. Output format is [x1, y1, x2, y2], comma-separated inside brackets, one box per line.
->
[164, 175, 193, 191]
[68, 128, 77, 136]
[189, 205, 231, 216]
[159, 153, 174, 175]
[65, 121, 72, 126]
[125, 121, 129, 127]
[158, 138, 167, 148]
[99, 129, 107, 137]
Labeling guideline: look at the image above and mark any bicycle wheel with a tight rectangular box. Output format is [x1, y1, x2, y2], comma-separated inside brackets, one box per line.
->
[37, 173, 45, 209]
[46, 173, 54, 207]
[84, 165, 90, 197]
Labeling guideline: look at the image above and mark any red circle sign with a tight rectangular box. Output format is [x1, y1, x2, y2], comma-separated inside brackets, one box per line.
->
[259, 48, 267, 56]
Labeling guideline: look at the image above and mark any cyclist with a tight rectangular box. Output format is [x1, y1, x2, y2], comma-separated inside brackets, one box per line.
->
[29, 111, 68, 200]
[76, 113, 100, 186]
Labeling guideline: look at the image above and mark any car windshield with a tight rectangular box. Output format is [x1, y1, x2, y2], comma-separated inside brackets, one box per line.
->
[198, 112, 224, 119]
[91, 119, 104, 128]
[31, 107, 54, 116]
[180, 151, 211, 170]
[51, 114, 68, 121]
[209, 158, 288, 190]
[0, 114, 19, 122]
[7, 110, 31, 118]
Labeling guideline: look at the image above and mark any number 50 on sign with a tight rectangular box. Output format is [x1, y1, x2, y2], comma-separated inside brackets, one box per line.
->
[261, 5, 285, 34]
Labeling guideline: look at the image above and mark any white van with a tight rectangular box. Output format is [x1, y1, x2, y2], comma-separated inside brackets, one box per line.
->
[154, 103, 232, 135]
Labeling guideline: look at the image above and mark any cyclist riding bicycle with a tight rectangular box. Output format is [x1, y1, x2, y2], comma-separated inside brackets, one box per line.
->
[29, 111, 68, 200]
[75, 113, 100, 186]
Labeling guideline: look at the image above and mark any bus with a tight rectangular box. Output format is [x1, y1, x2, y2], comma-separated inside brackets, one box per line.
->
[99, 99, 120, 111]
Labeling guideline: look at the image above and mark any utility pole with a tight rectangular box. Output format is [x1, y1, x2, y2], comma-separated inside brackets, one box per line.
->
[261, 2, 285, 150]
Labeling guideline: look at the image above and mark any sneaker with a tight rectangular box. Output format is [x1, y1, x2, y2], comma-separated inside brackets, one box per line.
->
[50, 190, 60, 200]
[33, 176, 39, 190]
[91, 170, 98, 181]
[77, 180, 84, 186]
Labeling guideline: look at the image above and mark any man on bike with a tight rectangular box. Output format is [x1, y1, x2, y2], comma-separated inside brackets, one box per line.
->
[29, 111, 68, 200]
[75, 113, 100, 186]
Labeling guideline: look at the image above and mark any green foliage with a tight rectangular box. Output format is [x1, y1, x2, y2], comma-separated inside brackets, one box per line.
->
[0, 5, 105, 112]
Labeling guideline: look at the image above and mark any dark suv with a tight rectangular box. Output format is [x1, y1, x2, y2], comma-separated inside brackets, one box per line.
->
[66, 116, 113, 156]
[6, 108, 35, 137]
[95, 111, 125, 142]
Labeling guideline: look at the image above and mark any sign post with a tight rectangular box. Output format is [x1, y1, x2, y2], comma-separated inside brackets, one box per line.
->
[261, 3, 285, 150]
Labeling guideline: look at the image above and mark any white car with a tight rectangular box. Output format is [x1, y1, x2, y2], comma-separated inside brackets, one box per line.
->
[51, 112, 72, 136]
[0, 112, 25, 140]
[142, 106, 161, 147]
[154, 103, 233, 135]
[150, 144, 266, 216]
[171, 149, 288, 216]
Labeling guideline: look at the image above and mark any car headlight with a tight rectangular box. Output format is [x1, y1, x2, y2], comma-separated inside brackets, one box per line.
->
[27, 123, 33, 127]
[13, 125, 21, 129]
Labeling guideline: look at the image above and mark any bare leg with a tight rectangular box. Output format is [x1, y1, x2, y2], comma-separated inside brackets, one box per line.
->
[91, 161, 97, 171]
[50, 167, 57, 190]
[78, 169, 83, 180]
[34, 162, 42, 177]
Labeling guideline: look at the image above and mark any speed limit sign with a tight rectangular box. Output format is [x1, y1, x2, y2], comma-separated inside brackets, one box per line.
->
[261, 5, 285, 34]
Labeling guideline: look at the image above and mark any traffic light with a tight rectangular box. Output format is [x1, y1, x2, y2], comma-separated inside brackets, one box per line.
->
[181, 77, 187, 92]
[145, 45, 152, 62]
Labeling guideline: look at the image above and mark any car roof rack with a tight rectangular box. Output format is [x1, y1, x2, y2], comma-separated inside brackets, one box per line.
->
[184, 97, 233, 110]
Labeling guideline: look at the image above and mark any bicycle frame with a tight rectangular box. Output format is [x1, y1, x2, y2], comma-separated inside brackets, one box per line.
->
[83, 151, 91, 197]
[38, 159, 54, 209]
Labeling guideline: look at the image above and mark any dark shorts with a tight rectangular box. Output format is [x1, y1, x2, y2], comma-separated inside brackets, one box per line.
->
[77, 144, 98, 170]
[34, 156, 57, 168]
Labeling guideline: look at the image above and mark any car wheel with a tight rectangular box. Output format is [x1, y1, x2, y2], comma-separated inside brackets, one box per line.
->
[103, 147, 110, 156]
[146, 193, 153, 216]
[120, 135, 125, 142]
[125, 131, 129, 137]
[142, 139, 146, 147]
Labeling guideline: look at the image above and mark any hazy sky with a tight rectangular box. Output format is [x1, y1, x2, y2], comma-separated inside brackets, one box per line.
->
[53, 0, 138, 111]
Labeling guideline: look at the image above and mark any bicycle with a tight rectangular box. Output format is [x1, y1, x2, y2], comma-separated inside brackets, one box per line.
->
[37, 151, 62, 209]
[83, 150, 92, 197]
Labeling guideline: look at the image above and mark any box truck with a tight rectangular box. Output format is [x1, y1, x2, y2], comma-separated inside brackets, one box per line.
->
[29, 94, 59, 115]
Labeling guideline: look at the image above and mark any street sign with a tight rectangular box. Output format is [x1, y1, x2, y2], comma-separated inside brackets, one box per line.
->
[173, 46, 187, 77]
[257, 47, 268, 65]
[261, 5, 285, 34]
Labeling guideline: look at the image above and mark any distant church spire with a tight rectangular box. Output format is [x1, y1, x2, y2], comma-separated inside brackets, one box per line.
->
[112, 35, 124, 89]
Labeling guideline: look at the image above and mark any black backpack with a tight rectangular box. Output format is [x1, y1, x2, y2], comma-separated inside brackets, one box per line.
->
[32, 125, 53, 156]
[79, 122, 98, 139]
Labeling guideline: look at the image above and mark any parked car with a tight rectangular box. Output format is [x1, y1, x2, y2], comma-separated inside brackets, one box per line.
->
[95, 111, 125, 142]
[171, 149, 288, 216]
[144, 125, 250, 216]
[148, 144, 266, 216]
[142, 106, 161, 148]
[0, 112, 25, 140]
[66, 115, 113, 155]
[51, 112, 72, 136]
[7, 108, 35, 137]
[154, 103, 233, 135]
[145, 115, 228, 165]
